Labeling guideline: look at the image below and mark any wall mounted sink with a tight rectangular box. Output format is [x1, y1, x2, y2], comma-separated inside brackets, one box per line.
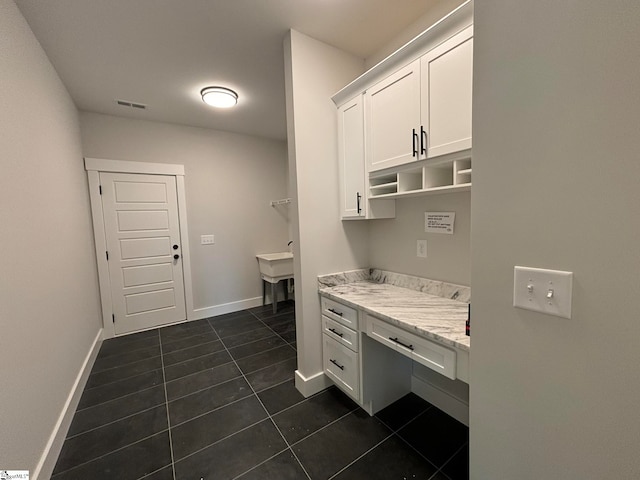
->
[256, 252, 294, 279]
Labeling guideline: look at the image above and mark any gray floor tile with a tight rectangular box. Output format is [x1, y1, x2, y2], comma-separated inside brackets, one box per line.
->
[68, 385, 165, 437]
[51, 432, 171, 480]
[293, 409, 392, 480]
[163, 350, 232, 381]
[173, 420, 286, 480]
[54, 405, 168, 474]
[165, 362, 241, 401]
[171, 395, 267, 460]
[272, 387, 357, 444]
[245, 357, 297, 392]
[236, 450, 308, 479]
[168, 377, 253, 425]
[235, 345, 296, 374]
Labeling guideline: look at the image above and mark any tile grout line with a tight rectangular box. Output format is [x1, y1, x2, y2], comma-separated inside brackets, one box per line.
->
[158, 329, 178, 480]
[83, 368, 162, 392]
[248, 309, 297, 354]
[75, 382, 163, 413]
[212, 315, 313, 480]
[326, 433, 396, 480]
[66, 402, 166, 440]
[51, 429, 171, 477]
[434, 441, 468, 480]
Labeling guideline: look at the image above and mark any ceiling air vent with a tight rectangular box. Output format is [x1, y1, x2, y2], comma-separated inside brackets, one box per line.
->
[116, 99, 147, 110]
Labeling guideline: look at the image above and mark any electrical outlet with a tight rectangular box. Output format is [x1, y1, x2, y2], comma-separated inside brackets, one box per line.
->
[201, 235, 215, 245]
[417, 240, 427, 258]
[513, 266, 573, 318]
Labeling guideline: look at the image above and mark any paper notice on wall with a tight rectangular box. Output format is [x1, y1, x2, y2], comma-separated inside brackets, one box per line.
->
[425, 212, 455, 234]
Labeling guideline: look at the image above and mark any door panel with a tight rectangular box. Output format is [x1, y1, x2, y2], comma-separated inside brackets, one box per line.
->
[101, 172, 186, 334]
[117, 210, 169, 231]
[119, 236, 171, 259]
[123, 263, 174, 287]
[114, 181, 167, 203]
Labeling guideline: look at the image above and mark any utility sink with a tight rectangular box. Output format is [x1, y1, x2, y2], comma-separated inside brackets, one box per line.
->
[256, 252, 294, 314]
[256, 252, 294, 279]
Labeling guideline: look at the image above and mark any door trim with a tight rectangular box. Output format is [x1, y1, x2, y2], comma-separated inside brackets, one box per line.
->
[85, 157, 194, 338]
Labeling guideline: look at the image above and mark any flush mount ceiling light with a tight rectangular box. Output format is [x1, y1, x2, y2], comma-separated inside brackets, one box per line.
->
[200, 86, 238, 108]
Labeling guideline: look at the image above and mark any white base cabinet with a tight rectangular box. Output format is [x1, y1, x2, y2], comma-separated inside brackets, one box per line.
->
[320, 294, 468, 417]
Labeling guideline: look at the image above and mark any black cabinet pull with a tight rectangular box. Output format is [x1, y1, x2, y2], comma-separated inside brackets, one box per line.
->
[420, 126, 427, 155]
[356, 192, 362, 214]
[330, 358, 345, 370]
[389, 337, 414, 351]
[328, 328, 344, 338]
[173, 244, 179, 250]
[328, 308, 343, 317]
[412, 129, 418, 157]
[173, 254, 180, 260]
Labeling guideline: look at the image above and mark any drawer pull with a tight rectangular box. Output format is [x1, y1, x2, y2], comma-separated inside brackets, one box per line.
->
[330, 358, 345, 370]
[328, 308, 343, 317]
[328, 327, 344, 338]
[389, 337, 414, 351]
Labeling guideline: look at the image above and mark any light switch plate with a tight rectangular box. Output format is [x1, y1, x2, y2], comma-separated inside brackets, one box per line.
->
[201, 234, 215, 245]
[417, 240, 427, 258]
[513, 266, 573, 318]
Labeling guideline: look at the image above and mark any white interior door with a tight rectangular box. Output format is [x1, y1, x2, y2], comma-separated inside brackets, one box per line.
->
[101, 172, 186, 334]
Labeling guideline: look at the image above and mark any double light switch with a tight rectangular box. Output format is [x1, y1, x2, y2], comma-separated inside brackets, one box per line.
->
[513, 266, 573, 319]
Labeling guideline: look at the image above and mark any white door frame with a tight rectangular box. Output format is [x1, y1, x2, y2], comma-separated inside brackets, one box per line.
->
[85, 157, 195, 339]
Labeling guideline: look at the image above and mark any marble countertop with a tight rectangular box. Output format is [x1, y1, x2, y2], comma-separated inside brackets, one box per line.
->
[319, 280, 470, 351]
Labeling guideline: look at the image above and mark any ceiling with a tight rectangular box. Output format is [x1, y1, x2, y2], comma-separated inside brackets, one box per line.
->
[16, 0, 441, 141]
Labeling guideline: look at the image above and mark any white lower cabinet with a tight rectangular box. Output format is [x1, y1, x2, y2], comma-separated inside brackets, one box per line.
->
[366, 314, 456, 380]
[322, 334, 360, 401]
[320, 294, 466, 418]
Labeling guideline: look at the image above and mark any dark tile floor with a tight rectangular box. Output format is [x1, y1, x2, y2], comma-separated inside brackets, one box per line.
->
[52, 300, 469, 480]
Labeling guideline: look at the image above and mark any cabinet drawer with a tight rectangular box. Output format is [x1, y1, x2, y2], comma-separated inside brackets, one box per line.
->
[323, 334, 359, 401]
[321, 296, 358, 330]
[365, 314, 456, 380]
[323, 315, 359, 352]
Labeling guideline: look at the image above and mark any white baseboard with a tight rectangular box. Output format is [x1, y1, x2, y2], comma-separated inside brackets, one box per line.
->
[295, 369, 332, 398]
[411, 375, 469, 426]
[33, 328, 103, 480]
[191, 296, 264, 321]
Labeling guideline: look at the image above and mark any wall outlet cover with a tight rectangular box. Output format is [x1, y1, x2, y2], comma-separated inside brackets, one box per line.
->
[417, 239, 427, 258]
[201, 234, 215, 245]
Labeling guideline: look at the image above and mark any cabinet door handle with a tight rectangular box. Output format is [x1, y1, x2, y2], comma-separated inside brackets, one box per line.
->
[330, 358, 345, 370]
[356, 192, 362, 214]
[420, 126, 427, 156]
[412, 129, 418, 157]
[328, 327, 344, 338]
[389, 337, 414, 351]
[328, 308, 343, 317]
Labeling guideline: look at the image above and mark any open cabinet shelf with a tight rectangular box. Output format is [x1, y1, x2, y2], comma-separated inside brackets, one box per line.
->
[368, 158, 471, 200]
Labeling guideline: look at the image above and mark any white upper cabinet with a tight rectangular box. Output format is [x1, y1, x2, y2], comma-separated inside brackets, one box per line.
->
[365, 60, 421, 173]
[338, 95, 366, 218]
[421, 25, 473, 159]
[338, 94, 395, 220]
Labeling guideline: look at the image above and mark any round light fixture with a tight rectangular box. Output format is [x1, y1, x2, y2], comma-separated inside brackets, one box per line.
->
[200, 86, 238, 108]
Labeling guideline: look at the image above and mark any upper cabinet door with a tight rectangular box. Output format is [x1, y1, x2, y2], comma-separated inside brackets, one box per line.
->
[365, 60, 421, 173]
[338, 95, 366, 219]
[421, 25, 473, 159]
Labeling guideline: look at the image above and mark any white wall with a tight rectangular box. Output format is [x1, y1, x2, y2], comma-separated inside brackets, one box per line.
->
[0, 0, 102, 474]
[471, 1, 640, 478]
[369, 192, 470, 286]
[80, 112, 290, 313]
[284, 30, 369, 392]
